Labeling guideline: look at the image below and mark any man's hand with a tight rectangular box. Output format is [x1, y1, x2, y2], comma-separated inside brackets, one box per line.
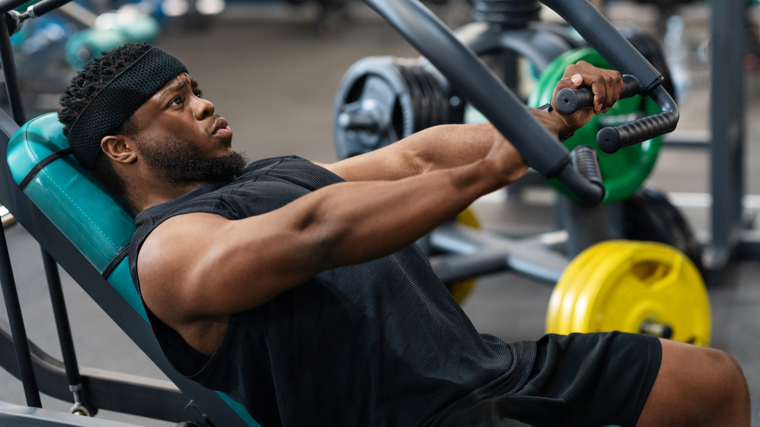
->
[550, 60, 624, 135]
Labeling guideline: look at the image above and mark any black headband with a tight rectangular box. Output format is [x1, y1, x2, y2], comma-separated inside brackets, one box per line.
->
[67, 47, 188, 170]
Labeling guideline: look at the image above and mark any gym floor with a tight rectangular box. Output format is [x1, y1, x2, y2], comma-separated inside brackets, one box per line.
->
[0, 2, 759, 425]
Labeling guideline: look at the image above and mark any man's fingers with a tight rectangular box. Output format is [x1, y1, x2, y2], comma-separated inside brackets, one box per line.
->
[605, 73, 624, 110]
[561, 61, 624, 115]
[589, 77, 607, 114]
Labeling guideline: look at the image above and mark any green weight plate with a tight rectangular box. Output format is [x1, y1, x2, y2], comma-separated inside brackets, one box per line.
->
[527, 48, 663, 203]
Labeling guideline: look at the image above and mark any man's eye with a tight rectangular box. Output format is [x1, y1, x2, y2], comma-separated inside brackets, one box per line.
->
[170, 96, 183, 106]
[194, 90, 203, 98]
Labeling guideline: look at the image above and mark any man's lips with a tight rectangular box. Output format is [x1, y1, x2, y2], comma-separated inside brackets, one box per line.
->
[214, 126, 232, 137]
[211, 117, 232, 137]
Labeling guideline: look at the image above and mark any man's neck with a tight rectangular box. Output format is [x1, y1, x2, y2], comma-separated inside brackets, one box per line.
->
[128, 181, 208, 213]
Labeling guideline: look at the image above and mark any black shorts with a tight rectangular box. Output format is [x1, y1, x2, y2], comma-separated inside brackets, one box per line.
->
[441, 332, 662, 427]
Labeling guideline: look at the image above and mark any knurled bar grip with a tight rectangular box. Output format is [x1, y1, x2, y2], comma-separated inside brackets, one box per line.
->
[570, 145, 603, 188]
[556, 75, 640, 114]
[597, 111, 678, 154]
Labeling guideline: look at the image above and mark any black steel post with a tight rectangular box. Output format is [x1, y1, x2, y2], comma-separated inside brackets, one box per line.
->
[0, 221, 41, 407]
[43, 258, 82, 388]
[708, 0, 745, 279]
[557, 198, 611, 258]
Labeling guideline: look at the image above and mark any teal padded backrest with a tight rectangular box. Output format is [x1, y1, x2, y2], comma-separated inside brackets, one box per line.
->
[7, 112, 260, 426]
[7, 113, 146, 321]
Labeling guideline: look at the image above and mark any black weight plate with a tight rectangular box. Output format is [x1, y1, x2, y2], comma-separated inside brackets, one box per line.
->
[623, 186, 704, 273]
[333, 57, 415, 159]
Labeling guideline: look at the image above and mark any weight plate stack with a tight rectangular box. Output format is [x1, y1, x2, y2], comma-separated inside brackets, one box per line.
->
[333, 56, 465, 160]
[547, 240, 711, 346]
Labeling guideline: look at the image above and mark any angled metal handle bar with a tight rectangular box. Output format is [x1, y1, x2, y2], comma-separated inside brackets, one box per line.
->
[360, 0, 678, 205]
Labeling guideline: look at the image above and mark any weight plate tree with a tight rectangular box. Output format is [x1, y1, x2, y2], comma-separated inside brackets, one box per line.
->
[528, 47, 663, 203]
[546, 240, 711, 346]
[333, 56, 464, 160]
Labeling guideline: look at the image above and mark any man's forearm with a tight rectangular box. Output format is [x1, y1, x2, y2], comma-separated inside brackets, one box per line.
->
[326, 110, 563, 183]
[399, 123, 495, 174]
[407, 109, 564, 174]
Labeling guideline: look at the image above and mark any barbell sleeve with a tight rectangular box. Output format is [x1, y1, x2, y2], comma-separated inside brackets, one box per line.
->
[556, 75, 641, 114]
[337, 112, 379, 132]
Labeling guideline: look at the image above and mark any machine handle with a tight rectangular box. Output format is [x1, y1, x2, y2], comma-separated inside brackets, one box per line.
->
[570, 145, 603, 188]
[596, 111, 678, 153]
[556, 75, 640, 114]
[556, 75, 677, 153]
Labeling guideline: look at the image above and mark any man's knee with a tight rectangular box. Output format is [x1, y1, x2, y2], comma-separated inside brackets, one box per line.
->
[661, 341, 749, 425]
[705, 348, 749, 407]
[639, 340, 750, 426]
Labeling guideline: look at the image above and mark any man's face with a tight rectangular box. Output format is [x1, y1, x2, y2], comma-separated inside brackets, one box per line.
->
[129, 72, 247, 185]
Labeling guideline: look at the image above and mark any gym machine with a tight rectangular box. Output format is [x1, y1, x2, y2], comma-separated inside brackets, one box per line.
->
[333, 0, 709, 344]
[0, 0, 708, 427]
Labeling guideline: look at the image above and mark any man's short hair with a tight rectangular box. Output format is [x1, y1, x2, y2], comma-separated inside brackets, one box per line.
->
[58, 43, 153, 197]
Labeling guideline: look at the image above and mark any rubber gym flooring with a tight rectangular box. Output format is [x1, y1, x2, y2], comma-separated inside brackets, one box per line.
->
[0, 2, 759, 425]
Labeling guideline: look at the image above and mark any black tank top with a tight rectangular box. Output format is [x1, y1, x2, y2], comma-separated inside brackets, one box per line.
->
[129, 156, 536, 427]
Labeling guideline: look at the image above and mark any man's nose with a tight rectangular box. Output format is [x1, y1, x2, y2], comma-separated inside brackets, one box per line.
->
[194, 97, 215, 121]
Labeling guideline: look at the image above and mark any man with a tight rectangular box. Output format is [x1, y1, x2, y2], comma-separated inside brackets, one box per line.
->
[59, 43, 748, 426]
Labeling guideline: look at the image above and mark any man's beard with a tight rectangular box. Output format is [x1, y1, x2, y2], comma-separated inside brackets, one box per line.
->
[135, 134, 248, 187]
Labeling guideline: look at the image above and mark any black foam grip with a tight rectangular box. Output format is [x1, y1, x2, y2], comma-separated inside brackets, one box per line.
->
[597, 111, 678, 153]
[570, 145, 603, 187]
[556, 75, 640, 114]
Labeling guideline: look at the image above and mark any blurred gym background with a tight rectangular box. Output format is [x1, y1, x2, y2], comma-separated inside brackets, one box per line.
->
[0, 0, 758, 425]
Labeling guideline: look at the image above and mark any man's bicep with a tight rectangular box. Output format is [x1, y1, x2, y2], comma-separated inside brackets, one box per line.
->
[136, 212, 318, 320]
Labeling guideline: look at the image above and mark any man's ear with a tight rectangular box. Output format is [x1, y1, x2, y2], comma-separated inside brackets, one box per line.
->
[100, 135, 137, 165]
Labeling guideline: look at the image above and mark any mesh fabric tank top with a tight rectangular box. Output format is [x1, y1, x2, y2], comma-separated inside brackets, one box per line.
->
[128, 156, 536, 427]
